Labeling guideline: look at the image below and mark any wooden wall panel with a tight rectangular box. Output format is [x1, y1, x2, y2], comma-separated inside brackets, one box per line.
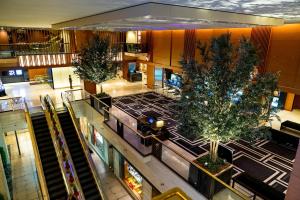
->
[293, 95, 300, 109]
[171, 30, 184, 67]
[250, 26, 272, 73]
[284, 93, 295, 111]
[75, 30, 94, 51]
[153, 30, 171, 66]
[28, 68, 47, 80]
[184, 29, 196, 61]
[266, 24, 300, 94]
[147, 63, 155, 89]
[145, 31, 153, 62]
[0, 30, 9, 44]
[83, 80, 96, 94]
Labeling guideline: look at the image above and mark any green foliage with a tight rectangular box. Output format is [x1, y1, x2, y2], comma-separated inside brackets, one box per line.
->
[73, 35, 120, 84]
[95, 92, 110, 98]
[178, 33, 279, 143]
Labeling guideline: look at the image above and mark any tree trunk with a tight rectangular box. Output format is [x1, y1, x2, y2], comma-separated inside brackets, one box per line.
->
[210, 140, 219, 163]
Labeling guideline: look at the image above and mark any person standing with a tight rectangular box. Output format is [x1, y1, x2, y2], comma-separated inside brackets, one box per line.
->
[69, 75, 73, 89]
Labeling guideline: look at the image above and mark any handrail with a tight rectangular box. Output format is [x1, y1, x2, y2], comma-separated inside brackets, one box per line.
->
[65, 89, 248, 200]
[89, 93, 153, 140]
[61, 93, 107, 200]
[152, 136, 248, 200]
[24, 99, 50, 200]
[41, 95, 85, 200]
[0, 96, 24, 112]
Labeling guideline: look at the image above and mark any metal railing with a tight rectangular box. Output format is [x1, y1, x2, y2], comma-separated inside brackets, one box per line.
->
[61, 93, 107, 200]
[0, 43, 71, 58]
[0, 96, 25, 113]
[41, 95, 84, 200]
[63, 89, 249, 200]
[24, 99, 50, 200]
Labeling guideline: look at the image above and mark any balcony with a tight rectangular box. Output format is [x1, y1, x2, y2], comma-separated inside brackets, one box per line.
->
[0, 43, 72, 58]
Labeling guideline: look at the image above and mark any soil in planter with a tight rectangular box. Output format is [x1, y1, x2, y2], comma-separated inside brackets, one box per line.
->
[196, 154, 230, 175]
[95, 92, 110, 98]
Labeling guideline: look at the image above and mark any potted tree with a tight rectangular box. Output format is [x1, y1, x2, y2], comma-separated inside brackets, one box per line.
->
[73, 35, 120, 108]
[178, 34, 279, 198]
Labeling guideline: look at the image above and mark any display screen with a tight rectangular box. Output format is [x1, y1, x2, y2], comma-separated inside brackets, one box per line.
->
[16, 70, 23, 75]
[167, 73, 182, 88]
[155, 68, 163, 81]
[271, 97, 279, 108]
[8, 70, 15, 76]
[128, 63, 136, 73]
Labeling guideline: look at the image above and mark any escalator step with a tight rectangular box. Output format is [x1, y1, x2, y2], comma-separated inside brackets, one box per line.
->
[84, 189, 100, 200]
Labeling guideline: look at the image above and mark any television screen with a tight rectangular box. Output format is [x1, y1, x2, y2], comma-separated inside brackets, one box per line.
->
[168, 73, 182, 88]
[128, 63, 136, 73]
[271, 97, 279, 108]
[16, 70, 23, 75]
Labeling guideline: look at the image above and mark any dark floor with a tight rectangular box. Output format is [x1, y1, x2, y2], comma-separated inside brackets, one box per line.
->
[112, 92, 296, 193]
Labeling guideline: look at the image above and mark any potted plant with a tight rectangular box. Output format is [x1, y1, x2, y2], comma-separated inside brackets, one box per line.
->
[178, 33, 279, 198]
[73, 35, 120, 109]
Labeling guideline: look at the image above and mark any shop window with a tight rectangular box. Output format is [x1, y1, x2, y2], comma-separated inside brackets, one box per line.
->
[124, 161, 143, 199]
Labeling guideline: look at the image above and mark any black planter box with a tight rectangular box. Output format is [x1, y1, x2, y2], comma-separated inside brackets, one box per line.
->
[188, 163, 233, 199]
[98, 96, 112, 108]
[91, 95, 112, 114]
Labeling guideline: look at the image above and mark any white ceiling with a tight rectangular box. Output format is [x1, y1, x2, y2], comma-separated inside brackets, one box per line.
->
[52, 3, 284, 30]
[0, 0, 299, 28]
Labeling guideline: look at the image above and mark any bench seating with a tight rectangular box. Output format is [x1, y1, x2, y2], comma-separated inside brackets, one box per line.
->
[281, 120, 300, 136]
[271, 128, 299, 150]
[232, 172, 285, 200]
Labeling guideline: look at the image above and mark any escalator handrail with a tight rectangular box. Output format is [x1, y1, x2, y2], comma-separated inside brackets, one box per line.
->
[40, 95, 85, 200]
[61, 93, 107, 200]
[24, 99, 50, 200]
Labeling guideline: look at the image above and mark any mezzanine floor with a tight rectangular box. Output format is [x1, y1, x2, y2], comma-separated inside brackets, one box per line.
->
[2, 79, 300, 199]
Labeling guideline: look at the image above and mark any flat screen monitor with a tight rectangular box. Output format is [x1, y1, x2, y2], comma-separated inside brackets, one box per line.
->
[128, 62, 136, 73]
[271, 97, 279, 108]
[16, 70, 23, 75]
[168, 73, 182, 88]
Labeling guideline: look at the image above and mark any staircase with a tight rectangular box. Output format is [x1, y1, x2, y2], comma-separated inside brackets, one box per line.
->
[58, 111, 102, 200]
[31, 114, 68, 200]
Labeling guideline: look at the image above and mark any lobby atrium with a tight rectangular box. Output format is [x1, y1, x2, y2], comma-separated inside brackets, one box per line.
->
[0, 1, 300, 200]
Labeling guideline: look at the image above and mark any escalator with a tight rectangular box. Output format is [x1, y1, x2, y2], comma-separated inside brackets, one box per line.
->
[58, 111, 102, 200]
[31, 114, 68, 199]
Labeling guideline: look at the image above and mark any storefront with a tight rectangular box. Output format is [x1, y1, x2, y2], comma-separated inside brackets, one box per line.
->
[79, 118, 160, 200]
[123, 160, 143, 199]
[112, 149, 160, 200]
[87, 123, 109, 165]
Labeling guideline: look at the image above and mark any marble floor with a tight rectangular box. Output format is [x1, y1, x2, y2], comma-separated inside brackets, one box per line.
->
[5, 130, 41, 200]
[91, 153, 133, 200]
[3, 82, 80, 108]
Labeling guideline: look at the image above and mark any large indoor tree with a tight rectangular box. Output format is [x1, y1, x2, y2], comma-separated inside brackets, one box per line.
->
[178, 33, 279, 163]
[73, 35, 120, 93]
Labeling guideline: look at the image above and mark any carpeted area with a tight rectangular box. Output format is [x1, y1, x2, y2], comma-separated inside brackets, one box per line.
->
[112, 92, 296, 193]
